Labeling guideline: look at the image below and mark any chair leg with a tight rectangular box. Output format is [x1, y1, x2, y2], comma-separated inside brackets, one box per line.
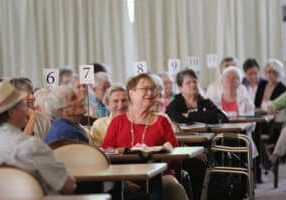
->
[273, 158, 280, 188]
[247, 174, 254, 200]
[200, 169, 211, 200]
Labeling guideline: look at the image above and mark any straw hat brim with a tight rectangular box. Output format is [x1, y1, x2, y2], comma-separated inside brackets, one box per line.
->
[0, 91, 27, 114]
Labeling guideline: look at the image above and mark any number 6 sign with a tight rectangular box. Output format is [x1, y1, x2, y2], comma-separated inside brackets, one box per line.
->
[79, 65, 94, 85]
[43, 68, 59, 88]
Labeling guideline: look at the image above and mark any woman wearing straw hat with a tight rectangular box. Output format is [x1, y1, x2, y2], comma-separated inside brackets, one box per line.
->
[0, 81, 76, 194]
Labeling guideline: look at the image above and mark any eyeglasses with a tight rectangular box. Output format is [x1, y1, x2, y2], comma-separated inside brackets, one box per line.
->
[136, 86, 158, 93]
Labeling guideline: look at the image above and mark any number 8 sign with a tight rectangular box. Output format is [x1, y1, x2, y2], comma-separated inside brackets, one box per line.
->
[43, 68, 59, 88]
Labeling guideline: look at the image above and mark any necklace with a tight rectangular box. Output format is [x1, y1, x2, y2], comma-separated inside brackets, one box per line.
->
[128, 111, 149, 146]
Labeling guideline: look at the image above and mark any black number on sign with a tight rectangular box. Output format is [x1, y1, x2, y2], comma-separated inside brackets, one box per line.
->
[172, 61, 177, 69]
[46, 72, 55, 84]
[137, 64, 144, 73]
[83, 67, 90, 79]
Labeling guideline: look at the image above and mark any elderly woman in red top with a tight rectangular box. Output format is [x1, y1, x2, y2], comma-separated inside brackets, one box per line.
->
[102, 74, 188, 200]
[103, 73, 178, 148]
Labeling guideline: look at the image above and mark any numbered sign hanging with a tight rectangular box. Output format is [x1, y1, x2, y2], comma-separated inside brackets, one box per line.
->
[168, 59, 181, 76]
[43, 68, 59, 88]
[133, 61, 148, 75]
[206, 54, 219, 68]
[79, 65, 94, 85]
[188, 56, 200, 71]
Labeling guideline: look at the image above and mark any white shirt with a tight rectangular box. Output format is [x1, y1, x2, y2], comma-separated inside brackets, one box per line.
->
[0, 123, 69, 194]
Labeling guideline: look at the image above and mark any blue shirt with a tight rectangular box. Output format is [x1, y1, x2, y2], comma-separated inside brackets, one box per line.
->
[87, 86, 110, 118]
[44, 118, 89, 144]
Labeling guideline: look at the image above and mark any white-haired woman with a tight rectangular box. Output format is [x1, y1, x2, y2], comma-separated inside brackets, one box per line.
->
[255, 59, 286, 111]
[91, 85, 128, 146]
[44, 85, 91, 144]
[209, 66, 258, 156]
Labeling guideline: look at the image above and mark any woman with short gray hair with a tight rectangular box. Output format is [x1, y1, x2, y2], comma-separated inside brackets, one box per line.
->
[44, 85, 89, 144]
[255, 58, 286, 111]
[91, 85, 128, 146]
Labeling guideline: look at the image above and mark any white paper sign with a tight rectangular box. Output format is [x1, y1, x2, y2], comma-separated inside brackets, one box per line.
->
[79, 65, 94, 84]
[188, 56, 200, 70]
[43, 68, 59, 88]
[133, 61, 148, 75]
[282, 0, 286, 61]
[168, 59, 181, 75]
[206, 54, 219, 68]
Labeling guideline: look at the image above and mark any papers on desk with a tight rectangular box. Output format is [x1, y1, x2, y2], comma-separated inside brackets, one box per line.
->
[130, 142, 173, 154]
[179, 122, 207, 130]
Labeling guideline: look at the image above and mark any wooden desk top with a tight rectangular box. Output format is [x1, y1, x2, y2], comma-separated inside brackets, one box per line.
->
[180, 123, 253, 133]
[176, 133, 214, 143]
[68, 163, 167, 182]
[107, 146, 204, 162]
[44, 194, 111, 200]
[228, 115, 274, 123]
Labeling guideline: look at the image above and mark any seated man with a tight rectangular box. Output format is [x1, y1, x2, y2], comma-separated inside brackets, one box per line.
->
[0, 81, 75, 194]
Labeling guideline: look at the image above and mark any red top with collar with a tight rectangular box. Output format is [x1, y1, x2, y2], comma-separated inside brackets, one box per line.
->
[102, 113, 178, 148]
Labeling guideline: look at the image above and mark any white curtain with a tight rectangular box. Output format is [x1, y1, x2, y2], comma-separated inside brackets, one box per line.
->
[0, 0, 285, 87]
[133, 0, 284, 87]
[0, 0, 132, 86]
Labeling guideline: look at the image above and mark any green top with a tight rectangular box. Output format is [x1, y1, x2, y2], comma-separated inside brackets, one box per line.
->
[268, 92, 286, 126]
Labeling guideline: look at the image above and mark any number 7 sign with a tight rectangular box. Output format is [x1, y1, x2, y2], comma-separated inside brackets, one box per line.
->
[79, 65, 94, 85]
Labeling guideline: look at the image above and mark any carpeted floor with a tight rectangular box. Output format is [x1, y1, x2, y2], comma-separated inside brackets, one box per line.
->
[255, 164, 286, 199]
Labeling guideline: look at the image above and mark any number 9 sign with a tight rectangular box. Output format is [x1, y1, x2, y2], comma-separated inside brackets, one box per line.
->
[43, 68, 59, 88]
[168, 59, 181, 75]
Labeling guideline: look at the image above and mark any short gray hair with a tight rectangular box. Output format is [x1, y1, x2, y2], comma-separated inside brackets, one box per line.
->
[94, 72, 111, 85]
[34, 88, 50, 108]
[103, 85, 126, 105]
[45, 85, 74, 119]
[222, 66, 243, 83]
[265, 58, 285, 78]
[150, 73, 164, 97]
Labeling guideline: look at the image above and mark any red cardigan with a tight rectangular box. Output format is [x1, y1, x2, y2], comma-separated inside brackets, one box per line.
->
[102, 113, 178, 148]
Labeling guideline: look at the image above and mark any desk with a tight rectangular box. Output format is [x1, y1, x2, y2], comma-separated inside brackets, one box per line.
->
[176, 133, 214, 144]
[180, 123, 253, 134]
[69, 163, 167, 182]
[106, 146, 204, 163]
[44, 194, 111, 200]
[228, 115, 274, 123]
[69, 163, 166, 200]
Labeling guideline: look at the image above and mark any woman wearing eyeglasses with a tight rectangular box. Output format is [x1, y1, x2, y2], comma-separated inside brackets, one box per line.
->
[255, 59, 286, 111]
[103, 73, 189, 200]
[103, 73, 177, 149]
